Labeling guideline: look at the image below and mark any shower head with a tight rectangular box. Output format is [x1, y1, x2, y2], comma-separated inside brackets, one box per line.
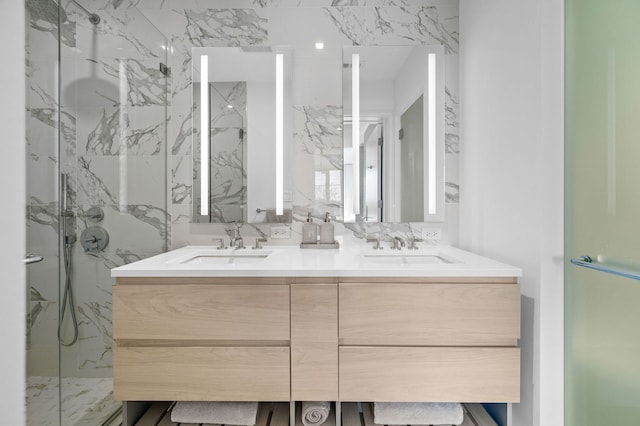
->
[68, 0, 101, 25]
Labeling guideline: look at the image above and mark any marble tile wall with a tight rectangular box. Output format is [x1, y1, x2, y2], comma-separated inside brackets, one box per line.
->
[26, 0, 459, 374]
[136, 0, 460, 247]
[26, 0, 168, 378]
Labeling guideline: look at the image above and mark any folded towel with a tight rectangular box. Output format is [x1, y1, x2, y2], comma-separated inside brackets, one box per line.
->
[171, 402, 258, 425]
[373, 402, 464, 425]
[301, 401, 331, 426]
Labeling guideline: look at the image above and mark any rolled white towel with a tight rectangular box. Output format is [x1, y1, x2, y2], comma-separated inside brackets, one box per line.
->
[171, 401, 258, 425]
[301, 401, 331, 426]
[374, 402, 464, 425]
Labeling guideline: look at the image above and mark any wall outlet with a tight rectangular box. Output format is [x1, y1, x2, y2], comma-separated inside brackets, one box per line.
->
[422, 227, 442, 241]
[270, 225, 291, 239]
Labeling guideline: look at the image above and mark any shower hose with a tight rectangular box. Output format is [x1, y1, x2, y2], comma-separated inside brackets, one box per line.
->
[58, 213, 79, 347]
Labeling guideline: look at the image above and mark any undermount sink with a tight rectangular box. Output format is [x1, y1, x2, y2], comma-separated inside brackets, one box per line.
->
[362, 251, 458, 264]
[170, 250, 272, 265]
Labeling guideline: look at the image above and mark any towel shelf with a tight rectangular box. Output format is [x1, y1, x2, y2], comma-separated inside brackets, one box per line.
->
[131, 402, 496, 426]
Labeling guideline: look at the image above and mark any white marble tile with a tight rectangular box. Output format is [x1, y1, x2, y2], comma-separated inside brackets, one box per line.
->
[364, 4, 459, 53]
[171, 106, 194, 156]
[182, 9, 268, 47]
[27, 202, 59, 255]
[26, 261, 59, 377]
[78, 106, 165, 156]
[26, 376, 120, 426]
[77, 298, 113, 373]
[292, 105, 344, 221]
[323, 6, 371, 45]
[267, 7, 359, 49]
[172, 155, 193, 205]
[171, 203, 193, 225]
[76, 155, 166, 207]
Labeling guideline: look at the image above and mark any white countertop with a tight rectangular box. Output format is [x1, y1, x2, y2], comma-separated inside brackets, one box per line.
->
[111, 245, 522, 278]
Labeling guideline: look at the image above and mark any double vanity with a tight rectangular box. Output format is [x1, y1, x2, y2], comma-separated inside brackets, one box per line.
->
[111, 245, 522, 425]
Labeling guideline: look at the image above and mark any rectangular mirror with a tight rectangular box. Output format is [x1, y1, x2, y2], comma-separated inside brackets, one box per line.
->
[192, 46, 293, 224]
[342, 45, 445, 223]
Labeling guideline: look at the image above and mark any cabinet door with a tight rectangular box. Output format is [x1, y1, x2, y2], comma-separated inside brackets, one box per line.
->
[339, 283, 520, 346]
[113, 284, 290, 342]
[291, 284, 338, 400]
[339, 346, 520, 402]
[114, 346, 290, 401]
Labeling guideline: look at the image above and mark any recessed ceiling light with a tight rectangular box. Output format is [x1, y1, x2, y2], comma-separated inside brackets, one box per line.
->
[315, 42, 324, 50]
[227, 105, 233, 109]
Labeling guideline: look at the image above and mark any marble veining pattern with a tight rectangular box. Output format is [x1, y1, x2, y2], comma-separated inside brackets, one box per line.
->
[85, 107, 164, 156]
[131, 0, 460, 248]
[368, 5, 459, 53]
[26, 376, 120, 426]
[28, 3, 76, 48]
[172, 155, 193, 204]
[294, 105, 343, 171]
[78, 301, 113, 371]
[445, 182, 460, 203]
[182, 9, 268, 47]
[324, 7, 369, 45]
[172, 110, 194, 155]
[101, 59, 166, 106]
[77, 157, 119, 205]
[292, 105, 343, 222]
[124, 204, 170, 243]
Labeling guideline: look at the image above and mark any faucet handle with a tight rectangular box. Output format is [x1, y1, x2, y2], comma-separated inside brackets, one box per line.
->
[253, 238, 267, 250]
[212, 237, 225, 250]
[366, 234, 383, 250]
[391, 236, 405, 250]
[407, 238, 419, 250]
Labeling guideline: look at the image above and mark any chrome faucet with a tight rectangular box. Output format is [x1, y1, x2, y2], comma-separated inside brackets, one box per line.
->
[366, 233, 383, 250]
[391, 236, 406, 250]
[230, 229, 244, 249]
[407, 237, 418, 250]
[212, 237, 225, 250]
[253, 237, 267, 250]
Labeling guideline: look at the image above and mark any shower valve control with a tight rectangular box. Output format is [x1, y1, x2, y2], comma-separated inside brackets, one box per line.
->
[81, 226, 109, 254]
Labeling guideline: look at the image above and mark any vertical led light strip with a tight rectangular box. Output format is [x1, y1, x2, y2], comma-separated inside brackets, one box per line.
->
[352, 53, 360, 214]
[200, 55, 209, 216]
[427, 53, 437, 215]
[275, 53, 284, 215]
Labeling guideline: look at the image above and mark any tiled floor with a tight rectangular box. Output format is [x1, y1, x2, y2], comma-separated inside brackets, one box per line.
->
[26, 376, 121, 426]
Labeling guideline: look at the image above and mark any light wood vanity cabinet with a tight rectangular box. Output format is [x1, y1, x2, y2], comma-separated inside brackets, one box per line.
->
[113, 277, 291, 402]
[113, 276, 520, 405]
[338, 277, 521, 403]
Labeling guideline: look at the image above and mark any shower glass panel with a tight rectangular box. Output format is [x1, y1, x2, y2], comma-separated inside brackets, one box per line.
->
[25, 1, 168, 425]
[565, 0, 640, 424]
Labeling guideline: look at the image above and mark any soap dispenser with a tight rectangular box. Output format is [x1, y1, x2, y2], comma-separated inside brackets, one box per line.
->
[319, 212, 335, 244]
[302, 212, 318, 245]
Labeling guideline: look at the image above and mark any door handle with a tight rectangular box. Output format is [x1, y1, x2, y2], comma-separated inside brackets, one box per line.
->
[24, 254, 44, 265]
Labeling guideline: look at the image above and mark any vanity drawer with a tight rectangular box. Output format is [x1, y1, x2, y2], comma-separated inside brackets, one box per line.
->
[114, 346, 290, 401]
[113, 284, 290, 342]
[339, 283, 520, 346]
[339, 346, 520, 403]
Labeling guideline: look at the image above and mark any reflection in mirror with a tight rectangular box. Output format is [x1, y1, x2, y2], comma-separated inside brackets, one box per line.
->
[343, 45, 445, 223]
[192, 46, 293, 224]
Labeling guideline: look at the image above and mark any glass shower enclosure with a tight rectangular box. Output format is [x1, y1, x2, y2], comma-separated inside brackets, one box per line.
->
[565, 0, 640, 424]
[25, 1, 168, 424]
